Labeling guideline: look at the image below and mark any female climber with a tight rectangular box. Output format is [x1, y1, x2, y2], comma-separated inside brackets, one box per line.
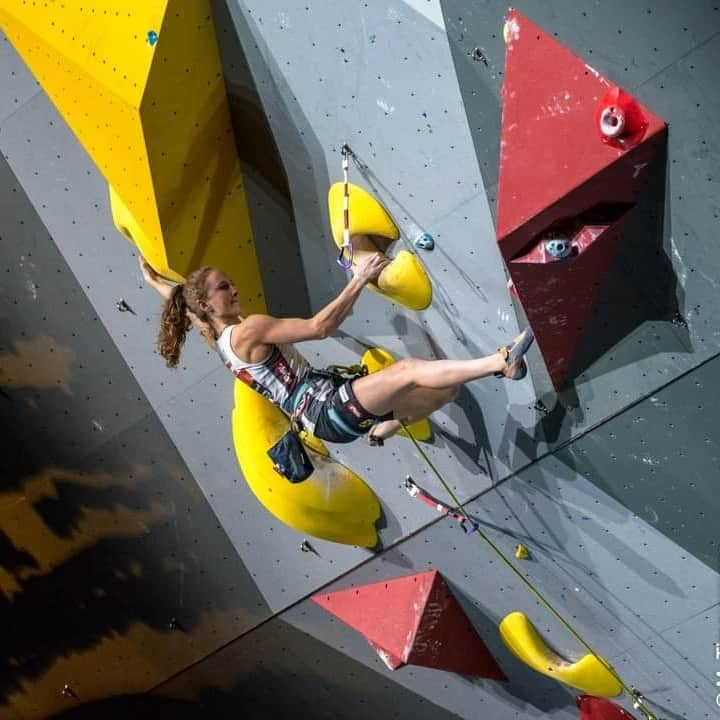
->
[139, 253, 534, 445]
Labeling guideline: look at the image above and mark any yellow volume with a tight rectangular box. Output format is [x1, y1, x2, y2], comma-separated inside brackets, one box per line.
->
[0, 0, 264, 313]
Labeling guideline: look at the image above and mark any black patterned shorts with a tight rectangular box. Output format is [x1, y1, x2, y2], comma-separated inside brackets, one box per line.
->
[289, 376, 394, 444]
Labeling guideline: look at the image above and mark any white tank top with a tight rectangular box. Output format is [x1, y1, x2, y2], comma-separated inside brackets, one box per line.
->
[215, 324, 312, 411]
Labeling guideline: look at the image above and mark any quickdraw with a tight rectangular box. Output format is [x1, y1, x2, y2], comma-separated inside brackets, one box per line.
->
[336, 144, 354, 270]
[404, 477, 478, 534]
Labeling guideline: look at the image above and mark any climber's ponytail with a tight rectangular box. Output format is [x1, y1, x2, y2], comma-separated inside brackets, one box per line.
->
[158, 284, 192, 368]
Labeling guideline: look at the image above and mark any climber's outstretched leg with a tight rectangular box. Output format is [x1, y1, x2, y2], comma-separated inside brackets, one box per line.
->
[367, 384, 461, 444]
[352, 328, 534, 419]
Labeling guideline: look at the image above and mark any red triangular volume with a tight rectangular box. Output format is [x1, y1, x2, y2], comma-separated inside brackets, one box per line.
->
[496, 8, 667, 389]
[577, 695, 638, 719]
[312, 570, 507, 680]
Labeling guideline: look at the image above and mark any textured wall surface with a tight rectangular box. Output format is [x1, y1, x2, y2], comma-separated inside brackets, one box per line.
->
[1, 0, 719, 718]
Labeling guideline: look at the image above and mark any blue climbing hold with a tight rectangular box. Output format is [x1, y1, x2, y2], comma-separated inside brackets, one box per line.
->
[147, 30, 159, 46]
[414, 232, 435, 251]
[544, 236, 572, 260]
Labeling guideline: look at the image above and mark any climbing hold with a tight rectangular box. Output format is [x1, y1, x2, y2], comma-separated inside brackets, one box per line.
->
[598, 106, 625, 139]
[360, 348, 432, 442]
[168, 616, 184, 631]
[328, 182, 432, 310]
[312, 570, 507, 679]
[577, 695, 638, 719]
[231, 380, 381, 547]
[61, 684, 78, 699]
[595, 87, 649, 149]
[496, 8, 666, 389]
[544, 236, 573, 260]
[414, 232, 435, 251]
[472, 47, 488, 64]
[147, 30, 158, 46]
[116, 298, 132, 313]
[499, 612, 622, 696]
[514, 543, 530, 559]
[300, 539, 313, 553]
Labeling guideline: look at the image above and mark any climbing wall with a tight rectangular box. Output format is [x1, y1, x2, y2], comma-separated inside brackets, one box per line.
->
[0, 152, 271, 713]
[1, 0, 719, 718]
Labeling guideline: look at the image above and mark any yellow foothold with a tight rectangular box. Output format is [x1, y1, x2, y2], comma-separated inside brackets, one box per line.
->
[515, 543, 530, 560]
[231, 381, 380, 547]
[499, 612, 622, 696]
[360, 348, 432, 442]
[328, 183, 432, 311]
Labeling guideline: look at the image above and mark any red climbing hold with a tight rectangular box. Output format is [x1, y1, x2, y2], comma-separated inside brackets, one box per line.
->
[496, 9, 667, 389]
[577, 695, 638, 719]
[312, 569, 507, 679]
[595, 86, 649, 149]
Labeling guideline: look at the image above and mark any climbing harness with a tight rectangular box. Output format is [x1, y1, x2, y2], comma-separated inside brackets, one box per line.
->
[336, 144, 354, 270]
[313, 362, 368, 387]
[399, 420, 661, 720]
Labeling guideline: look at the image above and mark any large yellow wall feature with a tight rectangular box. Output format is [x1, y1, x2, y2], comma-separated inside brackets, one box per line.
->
[231, 380, 381, 548]
[0, 0, 264, 312]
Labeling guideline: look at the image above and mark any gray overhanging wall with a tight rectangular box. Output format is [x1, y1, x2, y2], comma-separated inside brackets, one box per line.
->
[0, 1, 719, 718]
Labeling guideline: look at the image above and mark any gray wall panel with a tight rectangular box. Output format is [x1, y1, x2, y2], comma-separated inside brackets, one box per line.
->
[0, 152, 152, 471]
[156, 616, 466, 720]
[656, 603, 720, 718]
[0, 155, 269, 717]
[1, 1, 719, 717]
[264, 453, 717, 719]
[554, 354, 720, 576]
[0, 32, 40, 125]
[2, 414, 269, 717]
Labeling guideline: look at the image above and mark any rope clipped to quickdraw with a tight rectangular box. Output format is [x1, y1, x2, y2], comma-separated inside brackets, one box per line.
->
[336, 144, 354, 270]
[399, 420, 661, 720]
